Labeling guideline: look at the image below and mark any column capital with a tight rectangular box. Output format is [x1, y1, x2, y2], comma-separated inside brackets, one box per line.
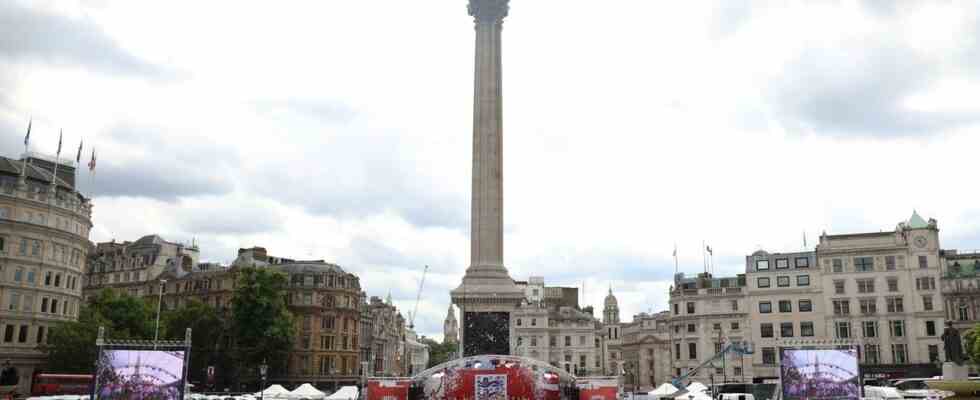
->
[468, 0, 509, 23]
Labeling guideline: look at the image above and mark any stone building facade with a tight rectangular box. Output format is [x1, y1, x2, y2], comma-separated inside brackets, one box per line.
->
[619, 312, 671, 393]
[816, 212, 945, 379]
[84, 234, 199, 299]
[0, 153, 93, 395]
[362, 294, 407, 377]
[668, 272, 749, 384]
[744, 250, 822, 382]
[940, 250, 980, 333]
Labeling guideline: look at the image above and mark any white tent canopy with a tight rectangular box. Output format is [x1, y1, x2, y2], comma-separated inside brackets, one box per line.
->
[650, 383, 679, 397]
[291, 383, 327, 399]
[258, 384, 294, 399]
[325, 386, 359, 400]
[675, 391, 712, 400]
[685, 382, 708, 393]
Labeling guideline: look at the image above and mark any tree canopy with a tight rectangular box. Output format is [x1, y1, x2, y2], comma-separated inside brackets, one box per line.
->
[232, 267, 296, 377]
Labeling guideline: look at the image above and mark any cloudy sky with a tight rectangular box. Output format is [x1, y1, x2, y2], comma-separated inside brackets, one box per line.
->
[2, 1, 980, 340]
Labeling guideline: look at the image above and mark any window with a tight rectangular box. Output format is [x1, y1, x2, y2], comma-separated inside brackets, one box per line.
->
[756, 260, 770, 271]
[833, 300, 850, 315]
[833, 259, 843, 272]
[13, 268, 22, 282]
[565, 336, 571, 346]
[675, 344, 681, 360]
[916, 277, 936, 290]
[36, 326, 45, 344]
[731, 322, 740, 330]
[41, 298, 48, 313]
[892, 344, 908, 364]
[801, 322, 814, 337]
[857, 279, 875, 293]
[674, 325, 680, 334]
[673, 303, 679, 315]
[715, 342, 723, 354]
[887, 278, 899, 292]
[776, 258, 789, 269]
[929, 345, 940, 363]
[687, 302, 695, 314]
[760, 323, 774, 338]
[918, 255, 928, 269]
[517, 336, 523, 346]
[795, 257, 809, 268]
[777, 276, 790, 287]
[18, 325, 27, 343]
[836, 321, 851, 338]
[854, 257, 873, 272]
[860, 299, 877, 314]
[22, 295, 31, 312]
[834, 280, 845, 294]
[731, 300, 738, 311]
[579, 336, 586, 345]
[550, 336, 557, 347]
[26, 270, 34, 283]
[759, 301, 772, 314]
[890, 320, 905, 337]
[688, 343, 697, 359]
[799, 299, 812, 312]
[8, 293, 20, 311]
[780, 323, 794, 338]
[960, 303, 970, 320]
[2, 325, 11, 342]
[687, 324, 695, 333]
[531, 337, 538, 346]
[779, 300, 792, 313]
[865, 344, 880, 364]
[757, 277, 770, 288]
[734, 367, 743, 376]
[797, 275, 810, 286]
[923, 295, 933, 311]
[885, 256, 896, 270]
[713, 323, 722, 331]
[863, 321, 878, 338]
[579, 355, 587, 368]
[531, 318, 537, 326]
[44, 272, 51, 286]
[887, 298, 904, 313]
[762, 348, 776, 365]
[54, 274, 61, 287]
[516, 318, 522, 326]
[926, 321, 936, 336]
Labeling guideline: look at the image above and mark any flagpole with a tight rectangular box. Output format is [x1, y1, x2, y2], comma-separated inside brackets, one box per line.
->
[673, 243, 679, 276]
[51, 130, 62, 193]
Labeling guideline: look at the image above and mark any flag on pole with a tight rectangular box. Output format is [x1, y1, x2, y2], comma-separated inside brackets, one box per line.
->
[706, 245, 713, 255]
[24, 118, 31, 147]
[88, 149, 97, 172]
[803, 231, 807, 248]
[56, 130, 63, 156]
[672, 244, 677, 257]
[76, 140, 83, 164]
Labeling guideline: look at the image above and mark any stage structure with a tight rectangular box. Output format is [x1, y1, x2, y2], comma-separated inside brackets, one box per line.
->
[779, 348, 860, 400]
[366, 355, 580, 400]
[91, 326, 192, 400]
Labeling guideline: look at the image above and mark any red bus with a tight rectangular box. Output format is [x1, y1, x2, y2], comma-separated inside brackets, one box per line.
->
[31, 374, 92, 396]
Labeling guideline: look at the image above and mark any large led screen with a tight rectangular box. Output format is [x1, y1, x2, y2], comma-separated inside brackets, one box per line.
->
[780, 348, 859, 400]
[95, 349, 187, 400]
[463, 312, 510, 357]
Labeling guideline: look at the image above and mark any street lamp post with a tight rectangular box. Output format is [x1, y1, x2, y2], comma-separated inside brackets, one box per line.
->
[259, 361, 268, 400]
[153, 279, 167, 348]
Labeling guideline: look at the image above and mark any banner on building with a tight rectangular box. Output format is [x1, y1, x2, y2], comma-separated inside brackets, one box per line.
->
[577, 377, 619, 400]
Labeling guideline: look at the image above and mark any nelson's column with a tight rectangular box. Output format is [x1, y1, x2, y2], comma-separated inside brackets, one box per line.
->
[450, 0, 525, 357]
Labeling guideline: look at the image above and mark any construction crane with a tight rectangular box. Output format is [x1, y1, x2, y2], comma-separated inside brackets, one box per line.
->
[409, 265, 429, 329]
[671, 341, 753, 390]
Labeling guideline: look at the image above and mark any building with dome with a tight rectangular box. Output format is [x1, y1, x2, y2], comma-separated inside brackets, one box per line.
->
[0, 152, 93, 395]
[604, 288, 620, 325]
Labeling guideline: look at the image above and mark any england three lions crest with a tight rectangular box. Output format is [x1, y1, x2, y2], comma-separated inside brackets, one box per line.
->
[475, 374, 507, 400]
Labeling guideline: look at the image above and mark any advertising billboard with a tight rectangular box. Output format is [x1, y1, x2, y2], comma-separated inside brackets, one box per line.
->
[94, 349, 188, 400]
[780, 348, 860, 400]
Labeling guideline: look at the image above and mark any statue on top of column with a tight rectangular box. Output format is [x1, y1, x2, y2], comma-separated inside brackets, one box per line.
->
[469, 0, 509, 23]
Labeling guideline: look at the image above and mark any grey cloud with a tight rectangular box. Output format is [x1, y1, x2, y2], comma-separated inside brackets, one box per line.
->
[81, 124, 237, 201]
[177, 200, 283, 236]
[0, 2, 176, 79]
[770, 43, 979, 138]
[248, 132, 468, 230]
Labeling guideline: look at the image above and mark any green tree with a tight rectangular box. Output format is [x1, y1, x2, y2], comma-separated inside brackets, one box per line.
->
[45, 289, 158, 372]
[419, 336, 458, 369]
[965, 325, 980, 365]
[232, 267, 295, 378]
[163, 299, 226, 387]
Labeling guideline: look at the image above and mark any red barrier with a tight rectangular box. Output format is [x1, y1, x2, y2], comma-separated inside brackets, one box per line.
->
[367, 378, 411, 400]
[577, 378, 619, 400]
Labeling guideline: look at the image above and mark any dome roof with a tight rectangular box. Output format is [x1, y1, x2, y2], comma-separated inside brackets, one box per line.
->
[271, 261, 346, 275]
[604, 288, 618, 308]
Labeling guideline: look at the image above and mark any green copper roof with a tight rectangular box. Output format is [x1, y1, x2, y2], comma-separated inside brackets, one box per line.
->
[908, 210, 928, 229]
[946, 256, 980, 278]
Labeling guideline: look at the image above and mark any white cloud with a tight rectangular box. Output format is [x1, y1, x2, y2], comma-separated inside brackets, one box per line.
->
[3, 1, 980, 339]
